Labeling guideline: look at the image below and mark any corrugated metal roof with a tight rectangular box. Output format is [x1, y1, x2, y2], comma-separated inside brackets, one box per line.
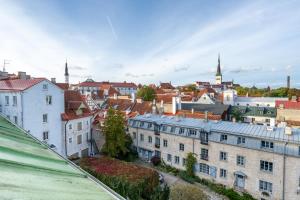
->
[0, 116, 122, 200]
[132, 114, 300, 144]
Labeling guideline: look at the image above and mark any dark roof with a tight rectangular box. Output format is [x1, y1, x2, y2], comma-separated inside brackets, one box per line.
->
[159, 82, 175, 90]
[181, 103, 230, 115]
[230, 106, 276, 117]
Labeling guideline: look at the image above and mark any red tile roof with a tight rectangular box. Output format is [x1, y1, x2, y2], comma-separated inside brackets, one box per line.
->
[78, 81, 104, 87]
[159, 82, 175, 90]
[55, 83, 69, 90]
[276, 99, 300, 110]
[62, 90, 92, 121]
[156, 94, 177, 104]
[110, 82, 137, 88]
[0, 78, 46, 91]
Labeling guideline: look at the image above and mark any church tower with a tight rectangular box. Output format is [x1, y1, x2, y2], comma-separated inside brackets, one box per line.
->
[64, 60, 69, 84]
[215, 54, 222, 84]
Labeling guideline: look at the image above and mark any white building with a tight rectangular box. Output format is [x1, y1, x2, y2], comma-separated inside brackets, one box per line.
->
[62, 90, 93, 158]
[223, 89, 288, 107]
[129, 114, 300, 200]
[0, 78, 65, 154]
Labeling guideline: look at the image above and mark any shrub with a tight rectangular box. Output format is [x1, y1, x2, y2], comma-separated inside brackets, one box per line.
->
[80, 156, 160, 200]
[178, 171, 196, 184]
[151, 156, 161, 166]
[186, 153, 197, 177]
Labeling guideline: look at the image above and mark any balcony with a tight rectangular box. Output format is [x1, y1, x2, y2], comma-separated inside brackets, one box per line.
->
[155, 144, 160, 148]
[154, 131, 160, 136]
[200, 155, 208, 161]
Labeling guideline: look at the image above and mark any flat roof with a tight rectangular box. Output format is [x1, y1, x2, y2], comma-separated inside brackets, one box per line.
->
[131, 114, 300, 144]
[0, 116, 123, 200]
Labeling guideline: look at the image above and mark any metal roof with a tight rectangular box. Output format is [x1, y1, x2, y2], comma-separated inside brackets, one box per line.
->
[132, 114, 300, 144]
[0, 115, 122, 200]
[236, 97, 288, 103]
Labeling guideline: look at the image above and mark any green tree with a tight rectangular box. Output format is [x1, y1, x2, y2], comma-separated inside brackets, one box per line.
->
[170, 184, 208, 200]
[101, 108, 129, 158]
[137, 86, 156, 101]
[186, 152, 197, 177]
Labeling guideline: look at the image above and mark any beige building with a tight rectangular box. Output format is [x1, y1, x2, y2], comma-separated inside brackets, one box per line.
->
[128, 114, 300, 200]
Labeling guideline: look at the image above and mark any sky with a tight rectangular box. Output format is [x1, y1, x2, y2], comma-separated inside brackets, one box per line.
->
[0, 0, 300, 87]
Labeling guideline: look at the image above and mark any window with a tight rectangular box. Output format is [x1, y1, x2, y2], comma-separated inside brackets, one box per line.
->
[199, 163, 209, 174]
[162, 125, 167, 131]
[170, 126, 175, 133]
[265, 118, 270, 123]
[43, 131, 49, 140]
[148, 136, 152, 143]
[179, 128, 185, 134]
[188, 129, 197, 136]
[43, 114, 48, 123]
[139, 121, 144, 127]
[6, 115, 10, 120]
[163, 139, 168, 147]
[76, 122, 83, 131]
[182, 158, 186, 166]
[77, 134, 82, 144]
[167, 154, 172, 162]
[175, 156, 180, 164]
[13, 96, 17, 106]
[69, 124, 72, 129]
[5, 96, 9, 105]
[220, 151, 227, 161]
[46, 95, 52, 105]
[220, 168, 227, 178]
[179, 143, 184, 151]
[220, 134, 228, 142]
[133, 132, 136, 139]
[13, 116, 17, 124]
[200, 131, 208, 144]
[201, 148, 208, 160]
[237, 155, 245, 166]
[259, 180, 272, 193]
[261, 141, 274, 149]
[43, 84, 48, 90]
[140, 134, 144, 141]
[260, 161, 273, 172]
[237, 137, 245, 144]
[147, 123, 152, 129]
[69, 137, 72, 143]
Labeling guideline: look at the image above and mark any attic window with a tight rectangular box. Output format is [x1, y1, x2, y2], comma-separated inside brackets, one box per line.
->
[43, 84, 48, 90]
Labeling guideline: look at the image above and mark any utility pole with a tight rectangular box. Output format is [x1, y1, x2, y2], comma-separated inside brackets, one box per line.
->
[3, 60, 10, 72]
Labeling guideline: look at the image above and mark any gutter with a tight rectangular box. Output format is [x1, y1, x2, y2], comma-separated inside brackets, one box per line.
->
[64, 120, 70, 157]
[282, 142, 288, 200]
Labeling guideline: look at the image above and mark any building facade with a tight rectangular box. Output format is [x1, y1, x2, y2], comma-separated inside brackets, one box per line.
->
[128, 114, 300, 200]
[0, 78, 65, 154]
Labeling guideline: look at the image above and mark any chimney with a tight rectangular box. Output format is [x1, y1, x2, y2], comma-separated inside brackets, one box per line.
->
[191, 108, 194, 114]
[172, 97, 177, 114]
[18, 71, 27, 80]
[131, 92, 135, 103]
[113, 93, 118, 100]
[204, 111, 208, 122]
[285, 126, 293, 135]
[152, 99, 157, 114]
[51, 78, 56, 83]
[287, 75, 290, 89]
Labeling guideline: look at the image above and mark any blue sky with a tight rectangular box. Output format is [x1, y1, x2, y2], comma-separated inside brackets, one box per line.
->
[0, 0, 300, 87]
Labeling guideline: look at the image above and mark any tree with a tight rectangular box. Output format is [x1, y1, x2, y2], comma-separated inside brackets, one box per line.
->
[101, 108, 129, 158]
[137, 86, 156, 101]
[170, 184, 208, 200]
[186, 153, 197, 177]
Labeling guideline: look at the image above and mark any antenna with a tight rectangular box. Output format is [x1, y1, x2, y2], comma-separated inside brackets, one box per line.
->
[3, 59, 10, 72]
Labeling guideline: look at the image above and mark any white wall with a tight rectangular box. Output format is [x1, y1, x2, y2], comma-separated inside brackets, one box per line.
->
[0, 92, 22, 126]
[22, 80, 65, 155]
[64, 116, 92, 157]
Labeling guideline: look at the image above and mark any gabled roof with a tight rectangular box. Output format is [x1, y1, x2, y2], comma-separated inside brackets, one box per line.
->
[0, 115, 122, 200]
[56, 83, 69, 90]
[0, 78, 46, 91]
[159, 82, 175, 90]
[110, 82, 137, 88]
[62, 90, 92, 121]
[276, 99, 300, 110]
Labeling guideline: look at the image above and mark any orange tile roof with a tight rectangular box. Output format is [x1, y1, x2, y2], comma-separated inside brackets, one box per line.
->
[55, 83, 69, 90]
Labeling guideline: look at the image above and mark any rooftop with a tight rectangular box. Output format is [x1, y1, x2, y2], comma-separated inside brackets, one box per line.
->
[0, 115, 122, 199]
[0, 78, 46, 91]
[181, 103, 229, 115]
[131, 114, 300, 144]
[236, 96, 289, 103]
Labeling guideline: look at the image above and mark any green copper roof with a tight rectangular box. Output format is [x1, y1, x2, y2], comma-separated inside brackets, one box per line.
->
[230, 106, 276, 118]
[0, 116, 122, 200]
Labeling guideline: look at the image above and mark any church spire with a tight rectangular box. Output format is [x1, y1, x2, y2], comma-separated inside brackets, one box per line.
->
[64, 59, 69, 84]
[216, 53, 221, 76]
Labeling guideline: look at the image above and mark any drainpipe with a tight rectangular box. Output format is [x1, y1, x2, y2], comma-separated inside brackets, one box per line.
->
[282, 142, 287, 200]
[64, 120, 70, 157]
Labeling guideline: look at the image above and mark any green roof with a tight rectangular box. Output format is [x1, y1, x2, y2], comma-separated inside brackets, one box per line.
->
[0, 116, 123, 200]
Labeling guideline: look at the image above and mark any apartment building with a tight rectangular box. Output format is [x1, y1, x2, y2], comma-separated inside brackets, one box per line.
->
[61, 90, 93, 158]
[276, 97, 300, 128]
[128, 114, 300, 200]
[0, 78, 65, 154]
